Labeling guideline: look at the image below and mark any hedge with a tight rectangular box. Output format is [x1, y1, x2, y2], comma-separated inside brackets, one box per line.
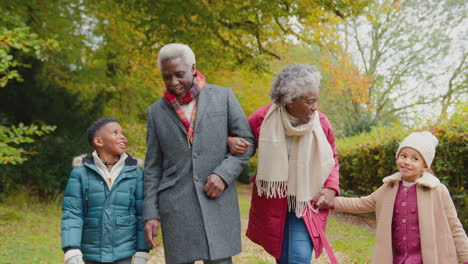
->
[336, 109, 467, 229]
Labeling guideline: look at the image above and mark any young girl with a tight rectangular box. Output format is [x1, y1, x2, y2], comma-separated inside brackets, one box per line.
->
[61, 117, 150, 264]
[331, 131, 468, 263]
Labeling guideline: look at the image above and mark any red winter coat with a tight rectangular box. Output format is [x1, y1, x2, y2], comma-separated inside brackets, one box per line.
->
[245, 104, 340, 261]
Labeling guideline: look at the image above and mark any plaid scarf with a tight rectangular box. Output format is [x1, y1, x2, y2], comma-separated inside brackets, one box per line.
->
[163, 71, 206, 147]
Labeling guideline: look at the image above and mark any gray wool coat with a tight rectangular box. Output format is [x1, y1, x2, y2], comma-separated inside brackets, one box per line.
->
[143, 84, 254, 264]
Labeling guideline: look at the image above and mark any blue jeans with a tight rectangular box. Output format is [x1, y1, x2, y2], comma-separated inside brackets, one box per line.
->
[276, 211, 314, 264]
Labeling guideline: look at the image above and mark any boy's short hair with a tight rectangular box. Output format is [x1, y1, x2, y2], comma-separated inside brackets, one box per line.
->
[87, 117, 118, 147]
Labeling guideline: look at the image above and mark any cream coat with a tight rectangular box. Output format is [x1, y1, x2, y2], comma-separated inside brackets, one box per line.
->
[334, 172, 468, 264]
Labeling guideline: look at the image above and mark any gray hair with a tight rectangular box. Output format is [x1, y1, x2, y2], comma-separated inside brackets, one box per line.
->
[157, 43, 196, 69]
[270, 63, 321, 104]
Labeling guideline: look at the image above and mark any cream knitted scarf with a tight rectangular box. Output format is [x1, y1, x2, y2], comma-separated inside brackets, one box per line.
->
[256, 104, 335, 217]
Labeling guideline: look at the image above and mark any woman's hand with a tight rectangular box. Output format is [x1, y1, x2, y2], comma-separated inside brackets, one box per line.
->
[227, 136, 252, 155]
[313, 188, 337, 209]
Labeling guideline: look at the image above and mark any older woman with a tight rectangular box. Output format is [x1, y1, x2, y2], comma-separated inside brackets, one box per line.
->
[244, 64, 340, 264]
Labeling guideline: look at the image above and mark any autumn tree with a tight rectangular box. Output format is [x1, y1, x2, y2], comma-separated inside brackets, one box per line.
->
[337, 0, 467, 125]
[0, 3, 58, 164]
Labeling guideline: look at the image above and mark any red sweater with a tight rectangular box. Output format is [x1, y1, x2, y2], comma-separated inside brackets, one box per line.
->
[392, 182, 423, 263]
[245, 104, 340, 260]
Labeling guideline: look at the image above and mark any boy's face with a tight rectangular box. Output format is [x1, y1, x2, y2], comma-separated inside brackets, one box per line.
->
[94, 122, 127, 156]
[396, 147, 427, 182]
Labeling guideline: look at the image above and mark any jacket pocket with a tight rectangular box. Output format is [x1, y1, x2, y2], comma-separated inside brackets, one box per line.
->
[82, 217, 99, 245]
[158, 179, 177, 193]
[162, 165, 177, 178]
[116, 215, 136, 226]
[158, 166, 178, 193]
[83, 217, 99, 229]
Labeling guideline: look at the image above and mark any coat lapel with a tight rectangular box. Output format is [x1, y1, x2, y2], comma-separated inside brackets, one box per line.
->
[161, 99, 187, 135]
[194, 85, 212, 132]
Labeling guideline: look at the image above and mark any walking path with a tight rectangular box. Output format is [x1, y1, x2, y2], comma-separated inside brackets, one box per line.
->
[147, 184, 360, 263]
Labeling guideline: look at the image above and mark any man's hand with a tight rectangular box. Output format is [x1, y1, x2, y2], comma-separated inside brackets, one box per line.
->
[312, 188, 337, 209]
[204, 174, 226, 199]
[227, 137, 252, 155]
[144, 219, 160, 248]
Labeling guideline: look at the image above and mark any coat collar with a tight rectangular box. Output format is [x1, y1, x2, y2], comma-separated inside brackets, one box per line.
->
[72, 153, 142, 168]
[382, 171, 440, 189]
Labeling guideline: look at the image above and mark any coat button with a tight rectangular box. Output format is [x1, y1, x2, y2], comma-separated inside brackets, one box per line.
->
[402, 218, 406, 223]
[402, 202, 406, 206]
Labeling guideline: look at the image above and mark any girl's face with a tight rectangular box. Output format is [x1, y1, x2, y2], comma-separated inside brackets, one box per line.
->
[396, 147, 427, 182]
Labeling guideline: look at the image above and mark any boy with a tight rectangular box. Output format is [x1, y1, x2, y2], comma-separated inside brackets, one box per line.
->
[61, 117, 150, 264]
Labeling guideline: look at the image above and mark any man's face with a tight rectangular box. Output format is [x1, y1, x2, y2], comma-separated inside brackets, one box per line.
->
[160, 57, 195, 100]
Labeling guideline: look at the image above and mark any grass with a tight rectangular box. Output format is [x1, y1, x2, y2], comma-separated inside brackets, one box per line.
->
[327, 215, 375, 263]
[0, 193, 63, 264]
[0, 186, 374, 264]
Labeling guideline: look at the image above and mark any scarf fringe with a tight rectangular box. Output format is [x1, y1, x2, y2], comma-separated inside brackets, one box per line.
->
[287, 195, 313, 217]
[256, 180, 288, 198]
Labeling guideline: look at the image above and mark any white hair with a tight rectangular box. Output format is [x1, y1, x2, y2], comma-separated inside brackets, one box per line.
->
[157, 43, 196, 69]
[270, 63, 321, 104]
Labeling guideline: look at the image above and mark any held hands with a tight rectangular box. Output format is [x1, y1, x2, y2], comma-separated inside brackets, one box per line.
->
[144, 219, 161, 248]
[312, 188, 337, 209]
[64, 249, 84, 264]
[227, 136, 252, 155]
[204, 173, 226, 199]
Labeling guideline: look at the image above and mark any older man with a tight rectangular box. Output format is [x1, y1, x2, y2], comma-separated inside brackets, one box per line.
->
[143, 43, 254, 264]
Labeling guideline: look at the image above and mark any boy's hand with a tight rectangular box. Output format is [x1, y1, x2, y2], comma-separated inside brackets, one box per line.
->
[144, 219, 161, 248]
[227, 137, 252, 155]
[64, 249, 84, 264]
[134, 251, 150, 264]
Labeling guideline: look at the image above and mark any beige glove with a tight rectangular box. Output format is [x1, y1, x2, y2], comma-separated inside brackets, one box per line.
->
[64, 249, 84, 264]
[133, 251, 150, 264]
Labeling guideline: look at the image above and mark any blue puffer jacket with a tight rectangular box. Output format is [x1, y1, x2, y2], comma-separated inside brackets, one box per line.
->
[61, 153, 149, 262]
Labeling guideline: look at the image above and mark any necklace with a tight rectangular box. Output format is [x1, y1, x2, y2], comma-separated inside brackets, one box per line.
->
[101, 160, 118, 166]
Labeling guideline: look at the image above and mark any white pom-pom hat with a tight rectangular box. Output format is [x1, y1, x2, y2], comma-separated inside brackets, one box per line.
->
[396, 131, 439, 167]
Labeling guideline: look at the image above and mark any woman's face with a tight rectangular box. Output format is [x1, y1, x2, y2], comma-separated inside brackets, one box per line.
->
[285, 90, 318, 124]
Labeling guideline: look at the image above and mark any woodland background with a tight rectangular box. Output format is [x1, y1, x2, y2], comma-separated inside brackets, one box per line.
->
[0, 0, 466, 242]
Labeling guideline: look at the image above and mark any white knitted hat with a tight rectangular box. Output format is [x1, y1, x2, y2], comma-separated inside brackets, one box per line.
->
[396, 131, 438, 167]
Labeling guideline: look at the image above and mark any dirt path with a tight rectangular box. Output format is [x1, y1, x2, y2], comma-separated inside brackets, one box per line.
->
[148, 184, 356, 264]
[147, 214, 354, 264]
